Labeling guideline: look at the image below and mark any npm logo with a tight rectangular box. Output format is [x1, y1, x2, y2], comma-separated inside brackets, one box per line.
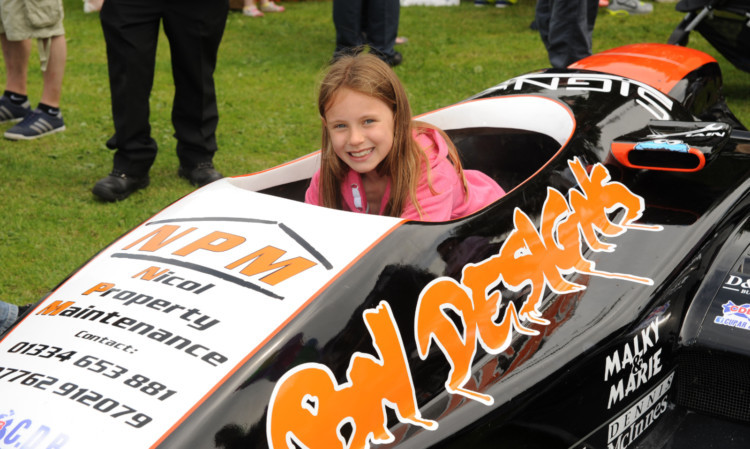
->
[112, 219, 332, 300]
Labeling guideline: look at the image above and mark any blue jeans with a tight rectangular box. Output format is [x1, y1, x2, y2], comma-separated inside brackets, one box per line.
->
[0, 302, 19, 334]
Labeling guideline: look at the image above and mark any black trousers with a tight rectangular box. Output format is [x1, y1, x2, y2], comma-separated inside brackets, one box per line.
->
[332, 0, 400, 59]
[535, 0, 598, 69]
[100, 0, 229, 177]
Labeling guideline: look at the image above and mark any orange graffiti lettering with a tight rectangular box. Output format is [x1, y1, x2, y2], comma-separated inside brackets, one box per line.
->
[268, 302, 436, 449]
[567, 158, 659, 250]
[415, 158, 661, 404]
[415, 276, 531, 405]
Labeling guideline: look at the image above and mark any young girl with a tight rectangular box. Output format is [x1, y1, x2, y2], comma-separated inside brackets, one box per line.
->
[305, 53, 505, 222]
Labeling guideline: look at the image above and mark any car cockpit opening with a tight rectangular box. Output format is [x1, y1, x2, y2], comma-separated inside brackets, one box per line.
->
[231, 95, 575, 208]
[418, 95, 575, 192]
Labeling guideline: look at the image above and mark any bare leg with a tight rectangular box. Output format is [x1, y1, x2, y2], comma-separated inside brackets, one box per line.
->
[84, 0, 105, 12]
[1, 34, 31, 95]
[243, 0, 263, 16]
[40, 35, 66, 107]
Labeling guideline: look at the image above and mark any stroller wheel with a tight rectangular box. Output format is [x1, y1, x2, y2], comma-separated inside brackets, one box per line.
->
[668, 27, 690, 46]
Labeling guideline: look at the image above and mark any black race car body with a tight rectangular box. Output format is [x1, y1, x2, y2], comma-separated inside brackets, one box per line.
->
[1, 43, 750, 449]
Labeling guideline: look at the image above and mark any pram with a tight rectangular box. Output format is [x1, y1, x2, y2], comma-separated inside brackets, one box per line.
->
[668, 0, 750, 73]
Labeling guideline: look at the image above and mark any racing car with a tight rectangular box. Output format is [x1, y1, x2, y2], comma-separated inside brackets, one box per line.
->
[1, 42, 750, 449]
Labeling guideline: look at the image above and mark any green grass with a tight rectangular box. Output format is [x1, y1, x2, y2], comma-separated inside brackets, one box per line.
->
[1, 0, 749, 304]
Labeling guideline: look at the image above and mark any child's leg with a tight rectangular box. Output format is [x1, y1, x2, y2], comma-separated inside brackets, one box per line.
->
[260, 0, 284, 13]
[243, 0, 264, 16]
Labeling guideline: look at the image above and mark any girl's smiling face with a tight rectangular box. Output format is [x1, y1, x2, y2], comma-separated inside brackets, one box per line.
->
[324, 87, 395, 176]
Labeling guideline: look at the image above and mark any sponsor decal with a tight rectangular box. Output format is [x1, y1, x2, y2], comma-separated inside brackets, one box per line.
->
[715, 274, 750, 331]
[717, 301, 750, 329]
[492, 73, 675, 120]
[721, 273, 750, 294]
[116, 219, 328, 300]
[34, 282, 227, 366]
[1, 190, 401, 449]
[604, 319, 663, 409]
[606, 372, 674, 449]
[267, 158, 663, 448]
[0, 410, 70, 449]
[646, 122, 727, 140]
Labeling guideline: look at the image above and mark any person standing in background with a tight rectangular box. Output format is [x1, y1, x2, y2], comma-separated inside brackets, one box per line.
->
[535, 0, 599, 69]
[332, 0, 402, 67]
[92, 0, 229, 202]
[0, 0, 67, 140]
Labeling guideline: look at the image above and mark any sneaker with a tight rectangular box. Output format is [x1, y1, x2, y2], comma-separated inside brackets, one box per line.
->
[259, 0, 284, 12]
[607, 0, 653, 14]
[475, 0, 488, 5]
[495, 0, 510, 7]
[92, 171, 150, 202]
[178, 162, 223, 187]
[0, 96, 31, 124]
[4, 108, 65, 140]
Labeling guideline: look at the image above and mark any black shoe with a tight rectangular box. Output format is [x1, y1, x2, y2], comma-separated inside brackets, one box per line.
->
[178, 162, 223, 187]
[92, 171, 150, 202]
[105, 134, 117, 150]
[387, 51, 403, 67]
[369, 49, 402, 68]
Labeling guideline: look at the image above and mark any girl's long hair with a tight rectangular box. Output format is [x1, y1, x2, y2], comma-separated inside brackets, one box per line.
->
[317, 52, 467, 218]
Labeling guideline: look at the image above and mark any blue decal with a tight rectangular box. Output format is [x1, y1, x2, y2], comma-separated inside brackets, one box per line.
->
[0, 411, 69, 449]
[634, 140, 689, 153]
[714, 301, 750, 331]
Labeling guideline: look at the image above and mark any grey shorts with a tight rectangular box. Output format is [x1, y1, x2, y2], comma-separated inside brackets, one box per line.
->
[0, 0, 65, 40]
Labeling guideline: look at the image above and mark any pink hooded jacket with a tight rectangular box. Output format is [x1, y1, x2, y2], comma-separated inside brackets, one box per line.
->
[305, 128, 505, 221]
